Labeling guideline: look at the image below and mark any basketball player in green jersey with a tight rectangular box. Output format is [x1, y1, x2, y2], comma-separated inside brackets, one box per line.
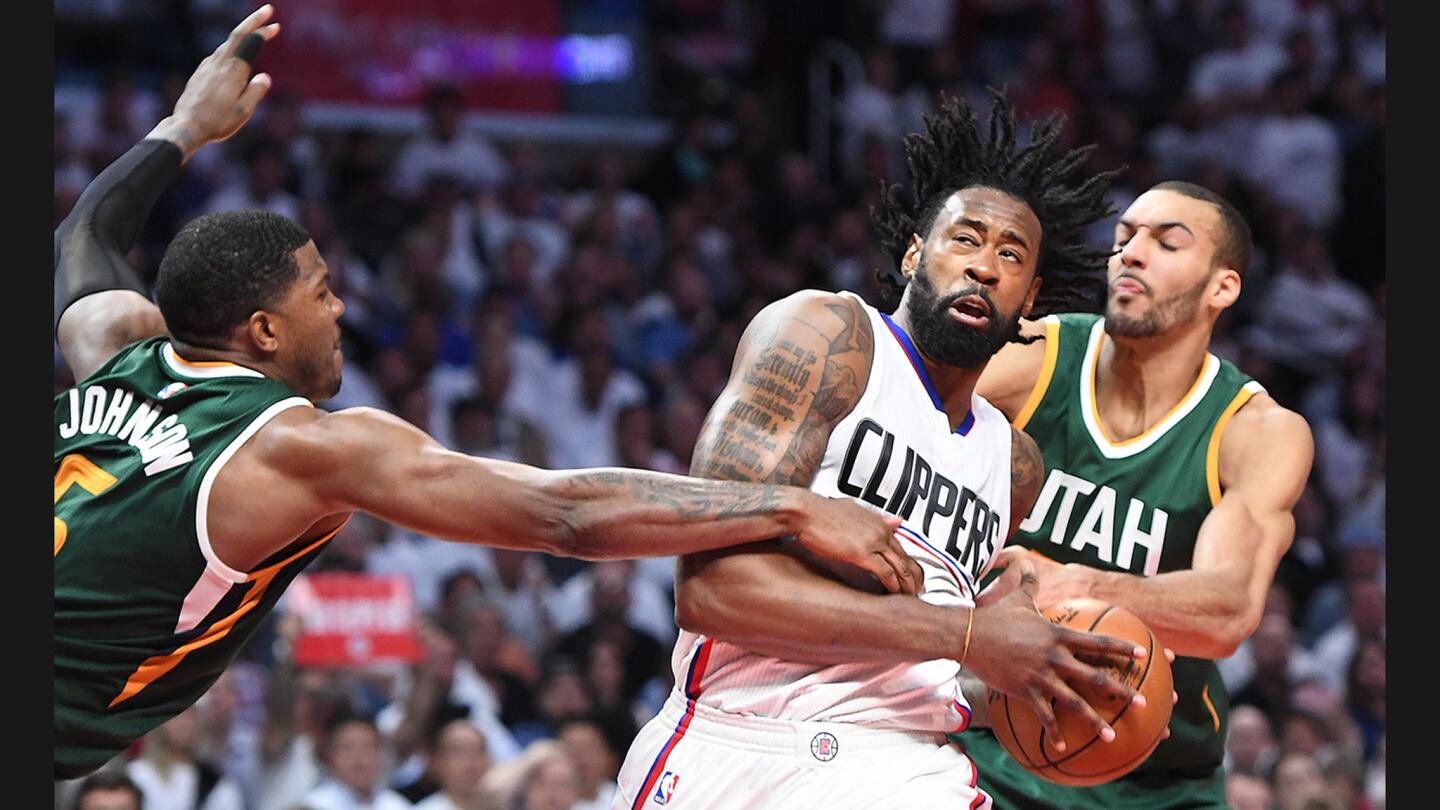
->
[54, 7, 924, 779]
[954, 181, 1315, 808]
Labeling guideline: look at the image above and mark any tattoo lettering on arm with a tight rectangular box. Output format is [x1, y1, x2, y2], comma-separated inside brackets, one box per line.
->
[693, 296, 875, 488]
[1008, 427, 1045, 538]
[561, 470, 786, 520]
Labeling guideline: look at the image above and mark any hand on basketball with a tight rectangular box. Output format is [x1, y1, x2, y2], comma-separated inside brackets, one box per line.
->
[792, 495, 923, 596]
[965, 559, 1148, 754]
[162, 4, 280, 153]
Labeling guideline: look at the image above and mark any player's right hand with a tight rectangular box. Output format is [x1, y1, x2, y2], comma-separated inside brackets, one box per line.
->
[169, 4, 280, 147]
[791, 494, 923, 596]
[963, 558, 1147, 753]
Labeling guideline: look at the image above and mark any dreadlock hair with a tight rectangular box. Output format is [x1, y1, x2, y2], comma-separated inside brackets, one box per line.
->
[871, 89, 1117, 339]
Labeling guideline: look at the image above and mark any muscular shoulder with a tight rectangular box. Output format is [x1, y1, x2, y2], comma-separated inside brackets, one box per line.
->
[745, 290, 874, 352]
[245, 406, 400, 478]
[1218, 393, 1314, 498]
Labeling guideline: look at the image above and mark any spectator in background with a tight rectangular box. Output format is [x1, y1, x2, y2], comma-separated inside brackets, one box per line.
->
[445, 600, 532, 764]
[550, 558, 677, 649]
[1310, 578, 1385, 697]
[549, 561, 669, 711]
[1223, 772, 1273, 810]
[477, 177, 571, 291]
[330, 129, 413, 273]
[557, 716, 627, 810]
[127, 704, 245, 810]
[1187, 2, 1287, 173]
[71, 771, 145, 810]
[391, 83, 510, 200]
[509, 656, 596, 748]
[257, 666, 353, 810]
[1230, 613, 1315, 718]
[1224, 705, 1279, 778]
[613, 404, 677, 474]
[199, 137, 301, 221]
[1271, 751, 1336, 810]
[538, 312, 647, 470]
[1243, 223, 1372, 399]
[299, 712, 411, 810]
[412, 717, 497, 810]
[1245, 67, 1343, 230]
[514, 748, 583, 810]
[1303, 544, 1382, 647]
[1344, 638, 1386, 762]
[1312, 369, 1384, 508]
[626, 252, 718, 385]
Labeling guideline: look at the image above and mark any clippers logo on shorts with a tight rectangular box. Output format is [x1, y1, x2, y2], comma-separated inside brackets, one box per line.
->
[810, 732, 839, 762]
[653, 771, 680, 805]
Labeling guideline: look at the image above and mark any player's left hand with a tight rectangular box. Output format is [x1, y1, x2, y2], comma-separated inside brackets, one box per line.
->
[167, 4, 281, 148]
[792, 493, 924, 596]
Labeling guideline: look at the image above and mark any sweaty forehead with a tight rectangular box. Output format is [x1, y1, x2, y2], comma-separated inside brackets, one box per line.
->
[931, 187, 1042, 244]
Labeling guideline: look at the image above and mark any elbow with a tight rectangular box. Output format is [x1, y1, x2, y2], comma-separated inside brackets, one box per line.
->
[533, 478, 596, 559]
[1204, 602, 1262, 660]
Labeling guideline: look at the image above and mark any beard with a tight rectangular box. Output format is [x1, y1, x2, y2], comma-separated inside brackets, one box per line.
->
[1104, 273, 1210, 338]
[903, 258, 1024, 369]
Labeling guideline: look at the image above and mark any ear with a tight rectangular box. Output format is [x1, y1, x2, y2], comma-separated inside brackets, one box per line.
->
[247, 311, 281, 354]
[1210, 267, 1242, 310]
[1021, 274, 1043, 319]
[900, 234, 924, 279]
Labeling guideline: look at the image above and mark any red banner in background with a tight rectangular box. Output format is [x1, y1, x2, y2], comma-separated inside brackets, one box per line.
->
[261, 0, 562, 112]
[287, 573, 424, 667]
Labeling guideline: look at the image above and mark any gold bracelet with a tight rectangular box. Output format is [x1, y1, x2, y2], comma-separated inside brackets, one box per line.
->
[959, 607, 975, 669]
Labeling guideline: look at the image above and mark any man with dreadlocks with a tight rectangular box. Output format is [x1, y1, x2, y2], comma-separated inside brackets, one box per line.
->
[954, 174, 1313, 805]
[610, 92, 1151, 809]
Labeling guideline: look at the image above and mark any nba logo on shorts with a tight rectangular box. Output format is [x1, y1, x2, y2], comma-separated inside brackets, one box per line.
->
[811, 732, 839, 762]
[653, 771, 680, 805]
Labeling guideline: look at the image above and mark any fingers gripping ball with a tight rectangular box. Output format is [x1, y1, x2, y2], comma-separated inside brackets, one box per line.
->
[987, 598, 1174, 786]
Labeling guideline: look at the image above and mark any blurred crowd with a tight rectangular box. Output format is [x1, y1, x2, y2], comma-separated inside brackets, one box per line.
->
[55, 1, 1385, 809]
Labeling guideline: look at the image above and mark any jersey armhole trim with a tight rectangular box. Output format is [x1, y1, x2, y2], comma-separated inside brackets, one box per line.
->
[1205, 382, 1266, 506]
[195, 396, 314, 582]
[1012, 317, 1061, 431]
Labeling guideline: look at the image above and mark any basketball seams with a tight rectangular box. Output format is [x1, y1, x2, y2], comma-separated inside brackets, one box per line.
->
[1040, 621, 1158, 767]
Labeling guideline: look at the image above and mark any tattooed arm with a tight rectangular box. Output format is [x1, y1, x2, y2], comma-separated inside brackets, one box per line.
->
[217, 400, 918, 574]
[674, 291, 972, 662]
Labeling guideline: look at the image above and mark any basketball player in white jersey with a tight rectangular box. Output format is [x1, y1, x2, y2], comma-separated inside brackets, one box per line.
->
[611, 93, 1153, 809]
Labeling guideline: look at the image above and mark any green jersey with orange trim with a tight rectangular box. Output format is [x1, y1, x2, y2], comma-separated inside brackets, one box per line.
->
[956, 313, 1263, 806]
[54, 336, 337, 779]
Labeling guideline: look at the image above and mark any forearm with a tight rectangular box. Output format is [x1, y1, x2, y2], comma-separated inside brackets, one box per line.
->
[54, 138, 181, 321]
[676, 544, 964, 664]
[1082, 567, 1250, 659]
[543, 469, 808, 560]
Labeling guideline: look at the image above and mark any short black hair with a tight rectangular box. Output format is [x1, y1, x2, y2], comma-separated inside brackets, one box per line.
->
[73, 770, 143, 810]
[872, 89, 1117, 318]
[155, 210, 312, 346]
[1149, 180, 1253, 278]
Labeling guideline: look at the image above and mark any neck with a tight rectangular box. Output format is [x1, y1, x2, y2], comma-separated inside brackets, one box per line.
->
[172, 339, 284, 381]
[888, 308, 984, 431]
[1094, 318, 1213, 441]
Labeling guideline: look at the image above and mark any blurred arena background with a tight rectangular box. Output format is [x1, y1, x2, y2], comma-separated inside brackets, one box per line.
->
[54, 1, 1385, 808]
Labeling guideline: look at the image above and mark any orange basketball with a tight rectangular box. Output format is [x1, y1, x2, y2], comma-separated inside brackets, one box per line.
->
[986, 598, 1173, 786]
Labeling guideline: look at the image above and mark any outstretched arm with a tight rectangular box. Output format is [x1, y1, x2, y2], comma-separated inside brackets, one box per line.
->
[55, 6, 278, 379]
[1001, 394, 1314, 658]
[237, 403, 918, 585]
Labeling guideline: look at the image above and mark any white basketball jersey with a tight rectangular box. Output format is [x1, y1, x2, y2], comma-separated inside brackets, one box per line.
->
[669, 293, 1014, 734]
